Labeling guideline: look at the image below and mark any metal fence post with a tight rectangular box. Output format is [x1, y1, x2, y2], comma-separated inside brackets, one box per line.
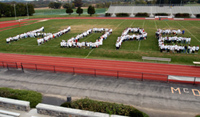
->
[21, 63, 24, 72]
[73, 67, 75, 75]
[35, 64, 37, 71]
[2, 62, 4, 68]
[141, 73, 143, 81]
[194, 77, 196, 85]
[15, 62, 18, 69]
[94, 69, 96, 77]
[7, 63, 9, 70]
[167, 75, 169, 83]
[54, 66, 56, 73]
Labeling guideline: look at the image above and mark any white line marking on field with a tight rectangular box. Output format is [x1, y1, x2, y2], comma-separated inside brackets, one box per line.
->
[186, 22, 200, 29]
[138, 41, 141, 51]
[165, 21, 171, 28]
[176, 21, 200, 42]
[113, 20, 127, 31]
[130, 21, 135, 27]
[142, 20, 145, 28]
[138, 21, 145, 51]
[154, 20, 158, 29]
[84, 49, 94, 59]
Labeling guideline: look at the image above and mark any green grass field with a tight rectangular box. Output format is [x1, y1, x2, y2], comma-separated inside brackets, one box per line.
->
[0, 19, 200, 65]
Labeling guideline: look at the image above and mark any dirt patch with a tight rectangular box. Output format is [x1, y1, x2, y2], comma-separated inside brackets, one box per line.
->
[60, 24, 114, 33]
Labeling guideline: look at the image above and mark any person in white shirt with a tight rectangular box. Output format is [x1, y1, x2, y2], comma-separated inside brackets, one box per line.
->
[195, 46, 199, 52]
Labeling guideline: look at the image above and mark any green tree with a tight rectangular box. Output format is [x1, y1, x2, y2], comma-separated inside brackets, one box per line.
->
[73, 0, 82, 7]
[48, 2, 61, 9]
[54, 2, 62, 9]
[48, 2, 54, 8]
[16, 3, 26, 16]
[66, 7, 73, 15]
[63, 3, 70, 9]
[87, 5, 95, 16]
[76, 7, 83, 16]
[28, 4, 35, 16]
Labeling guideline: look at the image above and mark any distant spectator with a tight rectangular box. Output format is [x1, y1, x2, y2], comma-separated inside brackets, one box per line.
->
[182, 30, 185, 35]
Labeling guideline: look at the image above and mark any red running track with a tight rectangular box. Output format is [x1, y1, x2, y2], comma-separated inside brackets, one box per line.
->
[0, 22, 27, 28]
[0, 53, 200, 82]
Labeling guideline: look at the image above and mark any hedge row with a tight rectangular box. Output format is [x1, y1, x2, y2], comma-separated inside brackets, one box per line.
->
[116, 13, 130, 17]
[196, 14, 200, 18]
[155, 13, 168, 16]
[135, 13, 149, 17]
[61, 98, 148, 117]
[175, 13, 190, 18]
[0, 87, 42, 108]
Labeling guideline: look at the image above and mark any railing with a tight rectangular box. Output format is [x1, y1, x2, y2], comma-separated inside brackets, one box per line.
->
[0, 61, 199, 85]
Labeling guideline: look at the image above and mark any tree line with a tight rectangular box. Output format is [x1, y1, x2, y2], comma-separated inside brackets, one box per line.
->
[0, 2, 35, 17]
[48, 0, 95, 16]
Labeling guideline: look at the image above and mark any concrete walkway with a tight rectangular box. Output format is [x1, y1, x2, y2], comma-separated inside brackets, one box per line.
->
[0, 68, 199, 117]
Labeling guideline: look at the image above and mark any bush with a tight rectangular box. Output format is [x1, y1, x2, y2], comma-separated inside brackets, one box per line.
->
[0, 87, 42, 108]
[66, 7, 73, 15]
[135, 13, 149, 17]
[87, 5, 95, 16]
[175, 13, 190, 18]
[116, 13, 130, 17]
[196, 14, 200, 18]
[155, 13, 168, 16]
[61, 98, 148, 117]
[105, 13, 111, 17]
[196, 115, 200, 117]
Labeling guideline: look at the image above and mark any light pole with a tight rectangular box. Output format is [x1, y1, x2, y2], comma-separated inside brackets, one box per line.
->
[14, 4, 17, 20]
[26, 3, 29, 19]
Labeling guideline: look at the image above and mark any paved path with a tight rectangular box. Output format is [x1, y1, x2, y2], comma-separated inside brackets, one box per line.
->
[0, 68, 199, 117]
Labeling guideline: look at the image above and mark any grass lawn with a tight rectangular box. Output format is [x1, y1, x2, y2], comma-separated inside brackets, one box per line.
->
[0, 19, 200, 65]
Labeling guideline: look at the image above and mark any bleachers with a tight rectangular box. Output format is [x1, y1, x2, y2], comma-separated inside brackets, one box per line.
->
[190, 6, 200, 14]
[155, 6, 171, 14]
[106, 5, 200, 17]
[115, 6, 133, 13]
[172, 6, 191, 14]
[132, 6, 151, 14]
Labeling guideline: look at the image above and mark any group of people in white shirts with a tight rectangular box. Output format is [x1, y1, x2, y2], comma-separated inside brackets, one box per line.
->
[155, 29, 184, 37]
[6, 27, 45, 43]
[159, 36, 191, 44]
[60, 28, 112, 48]
[37, 26, 71, 45]
[156, 29, 199, 53]
[115, 27, 148, 49]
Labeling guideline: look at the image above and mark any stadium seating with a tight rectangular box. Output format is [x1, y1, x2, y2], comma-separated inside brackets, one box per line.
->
[106, 6, 200, 18]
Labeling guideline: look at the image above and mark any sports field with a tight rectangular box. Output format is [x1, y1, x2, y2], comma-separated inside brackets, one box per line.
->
[0, 19, 200, 65]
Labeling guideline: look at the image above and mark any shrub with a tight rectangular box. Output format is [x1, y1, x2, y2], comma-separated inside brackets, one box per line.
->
[175, 13, 190, 18]
[61, 98, 148, 117]
[0, 87, 42, 108]
[135, 13, 149, 17]
[155, 13, 168, 16]
[87, 5, 95, 16]
[105, 13, 111, 17]
[116, 13, 129, 17]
